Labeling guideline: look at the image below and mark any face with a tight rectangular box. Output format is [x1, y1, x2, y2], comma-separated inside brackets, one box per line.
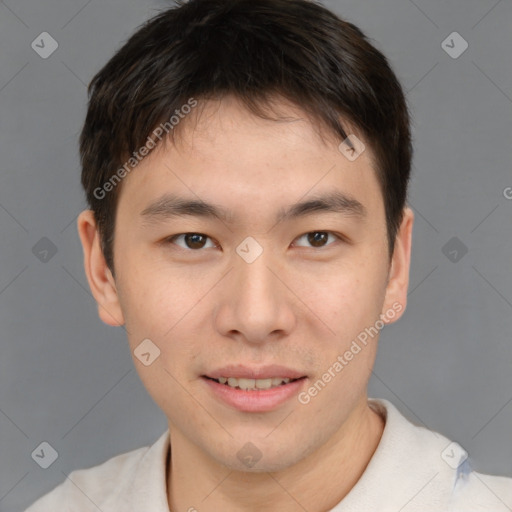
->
[79, 95, 413, 473]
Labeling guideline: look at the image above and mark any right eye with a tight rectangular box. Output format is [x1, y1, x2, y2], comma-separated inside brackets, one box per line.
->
[164, 233, 217, 251]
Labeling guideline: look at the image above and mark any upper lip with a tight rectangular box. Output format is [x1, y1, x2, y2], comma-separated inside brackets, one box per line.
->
[204, 365, 307, 380]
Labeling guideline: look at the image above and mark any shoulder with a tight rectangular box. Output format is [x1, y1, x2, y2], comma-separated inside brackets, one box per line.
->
[450, 471, 512, 511]
[361, 399, 512, 511]
[25, 431, 170, 512]
[25, 447, 149, 512]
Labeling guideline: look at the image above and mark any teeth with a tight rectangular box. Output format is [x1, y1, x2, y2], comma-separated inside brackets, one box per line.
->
[216, 377, 292, 390]
[271, 377, 290, 387]
[256, 378, 273, 389]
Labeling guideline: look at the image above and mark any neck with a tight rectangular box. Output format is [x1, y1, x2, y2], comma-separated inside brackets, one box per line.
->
[167, 397, 384, 512]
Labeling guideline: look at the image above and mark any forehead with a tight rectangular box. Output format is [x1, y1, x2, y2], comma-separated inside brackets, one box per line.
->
[116, 96, 384, 228]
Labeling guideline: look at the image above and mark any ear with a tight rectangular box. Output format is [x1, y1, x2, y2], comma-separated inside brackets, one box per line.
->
[381, 207, 414, 324]
[77, 210, 125, 327]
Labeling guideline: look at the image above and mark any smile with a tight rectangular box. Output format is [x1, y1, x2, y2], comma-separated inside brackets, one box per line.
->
[206, 376, 301, 390]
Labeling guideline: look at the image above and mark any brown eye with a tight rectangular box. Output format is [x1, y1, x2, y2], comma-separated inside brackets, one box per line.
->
[169, 233, 215, 250]
[308, 232, 328, 247]
[294, 231, 339, 248]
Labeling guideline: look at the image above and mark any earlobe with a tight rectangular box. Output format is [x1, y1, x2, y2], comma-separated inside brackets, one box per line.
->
[77, 210, 125, 327]
[381, 207, 414, 324]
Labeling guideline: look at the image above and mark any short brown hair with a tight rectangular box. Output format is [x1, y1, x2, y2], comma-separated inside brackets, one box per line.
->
[80, 0, 412, 272]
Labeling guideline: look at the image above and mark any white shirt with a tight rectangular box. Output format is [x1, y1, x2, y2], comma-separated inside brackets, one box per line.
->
[26, 399, 512, 511]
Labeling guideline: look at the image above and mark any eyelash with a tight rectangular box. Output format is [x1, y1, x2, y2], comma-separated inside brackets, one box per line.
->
[164, 231, 344, 251]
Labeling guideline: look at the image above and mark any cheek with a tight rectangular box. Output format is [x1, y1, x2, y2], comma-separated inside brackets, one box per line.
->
[116, 261, 214, 375]
[298, 257, 388, 338]
[116, 256, 190, 330]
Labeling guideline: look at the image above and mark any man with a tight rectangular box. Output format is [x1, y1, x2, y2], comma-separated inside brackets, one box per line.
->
[26, 0, 512, 510]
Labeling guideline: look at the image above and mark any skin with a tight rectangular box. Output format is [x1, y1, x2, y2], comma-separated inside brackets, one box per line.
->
[78, 95, 414, 512]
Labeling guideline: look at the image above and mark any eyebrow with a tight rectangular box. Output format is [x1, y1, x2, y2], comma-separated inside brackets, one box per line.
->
[140, 191, 367, 226]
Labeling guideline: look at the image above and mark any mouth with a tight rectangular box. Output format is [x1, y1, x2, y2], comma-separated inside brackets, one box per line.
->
[201, 374, 308, 412]
[203, 375, 306, 391]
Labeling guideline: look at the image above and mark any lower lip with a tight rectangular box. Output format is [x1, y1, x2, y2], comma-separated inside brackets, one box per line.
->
[202, 377, 307, 412]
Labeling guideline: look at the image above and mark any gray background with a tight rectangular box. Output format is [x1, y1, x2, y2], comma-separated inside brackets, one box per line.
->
[1, 0, 511, 510]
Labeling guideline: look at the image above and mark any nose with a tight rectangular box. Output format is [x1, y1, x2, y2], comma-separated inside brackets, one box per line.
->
[213, 247, 296, 345]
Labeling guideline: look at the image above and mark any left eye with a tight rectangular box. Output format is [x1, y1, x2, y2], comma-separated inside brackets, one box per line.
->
[293, 231, 340, 248]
